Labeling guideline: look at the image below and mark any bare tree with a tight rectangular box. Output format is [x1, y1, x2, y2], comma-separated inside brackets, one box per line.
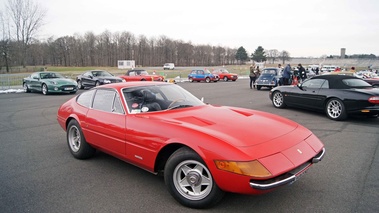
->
[6, 0, 46, 67]
[267, 49, 280, 64]
[0, 11, 11, 72]
[279, 50, 291, 65]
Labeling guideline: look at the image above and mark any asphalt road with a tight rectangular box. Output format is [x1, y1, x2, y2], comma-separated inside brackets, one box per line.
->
[0, 79, 378, 213]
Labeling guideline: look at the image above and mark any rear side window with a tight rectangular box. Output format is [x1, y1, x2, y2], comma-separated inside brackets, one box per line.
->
[77, 90, 95, 108]
[92, 89, 125, 114]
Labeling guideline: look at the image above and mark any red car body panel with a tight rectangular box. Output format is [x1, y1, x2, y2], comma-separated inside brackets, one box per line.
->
[57, 82, 324, 195]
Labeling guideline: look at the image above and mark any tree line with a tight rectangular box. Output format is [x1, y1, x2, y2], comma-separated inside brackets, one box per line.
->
[0, 0, 295, 73]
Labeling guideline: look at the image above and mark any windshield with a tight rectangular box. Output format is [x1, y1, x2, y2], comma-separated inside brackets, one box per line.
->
[92, 71, 113, 77]
[262, 69, 277, 75]
[122, 84, 205, 113]
[40, 72, 65, 79]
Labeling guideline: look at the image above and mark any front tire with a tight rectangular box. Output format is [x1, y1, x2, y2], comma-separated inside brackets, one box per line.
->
[256, 85, 262, 90]
[325, 98, 347, 121]
[205, 77, 211, 83]
[42, 84, 48, 95]
[272, 91, 286, 108]
[189, 78, 194, 83]
[164, 147, 224, 209]
[67, 120, 96, 159]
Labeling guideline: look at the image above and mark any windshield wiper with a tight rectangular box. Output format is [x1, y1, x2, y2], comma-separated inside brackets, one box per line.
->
[167, 105, 193, 110]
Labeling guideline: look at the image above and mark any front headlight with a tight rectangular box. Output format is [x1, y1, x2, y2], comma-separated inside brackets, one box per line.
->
[50, 81, 57, 85]
[104, 79, 111, 84]
[214, 160, 272, 178]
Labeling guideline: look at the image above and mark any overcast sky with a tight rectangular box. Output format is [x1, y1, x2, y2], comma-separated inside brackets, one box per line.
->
[7, 0, 379, 57]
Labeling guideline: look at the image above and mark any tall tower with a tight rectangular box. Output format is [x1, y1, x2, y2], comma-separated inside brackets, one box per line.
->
[341, 48, 346, 58]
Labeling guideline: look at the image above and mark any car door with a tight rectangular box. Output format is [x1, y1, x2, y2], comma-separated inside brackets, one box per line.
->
[27, 73, 41, 90]
[286, 79, 326, 109]
[84, 89, 126, 156]
[197, 70, 205, 81]
[81, 72, 95, 87]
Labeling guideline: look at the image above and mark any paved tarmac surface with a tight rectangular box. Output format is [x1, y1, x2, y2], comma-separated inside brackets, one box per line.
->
[0, 79, 378, 213]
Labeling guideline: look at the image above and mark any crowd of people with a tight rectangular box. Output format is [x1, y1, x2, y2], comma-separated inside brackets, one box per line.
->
[249, 62, 378, 88]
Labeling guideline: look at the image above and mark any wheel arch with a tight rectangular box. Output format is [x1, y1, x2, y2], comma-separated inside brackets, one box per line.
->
[154, 143, 191, 175]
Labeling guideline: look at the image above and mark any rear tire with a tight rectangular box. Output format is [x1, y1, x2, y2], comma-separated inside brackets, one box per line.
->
[67, 120, 95, 159]
[77, 80, 84, 89]
[223, 76, 228, 81]
[23, 83, 30, 93]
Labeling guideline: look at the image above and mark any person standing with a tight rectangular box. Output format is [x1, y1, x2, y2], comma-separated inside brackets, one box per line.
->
[282, 64, 291, 85]
[249, 64, 257, 89]
[298, 64, 307, 82]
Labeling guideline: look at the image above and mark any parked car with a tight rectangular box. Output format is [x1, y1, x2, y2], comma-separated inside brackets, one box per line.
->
[269, 75, 379, 120]
[188, 69, 219, 82]
[163, 63, 175, 70]
[255, 68, 282, 90]
[212, 68, 238, 81]
[57, 81, 325, 209]
[76, 70, 124, 89]
[23, 72, 78, 95]
[119, 69, 164, 82]
[363, 77, 379, 87]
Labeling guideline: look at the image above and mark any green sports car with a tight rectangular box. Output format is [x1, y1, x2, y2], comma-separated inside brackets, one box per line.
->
[23, 72, 78, 95]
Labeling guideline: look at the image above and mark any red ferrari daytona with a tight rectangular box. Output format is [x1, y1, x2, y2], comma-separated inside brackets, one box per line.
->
[57, 81, 325, 209]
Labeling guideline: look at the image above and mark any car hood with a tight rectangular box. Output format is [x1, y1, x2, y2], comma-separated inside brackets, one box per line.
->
[98, 76, 121, 80]
[45, 78, 76, 84]
[150, 105, 302, 147]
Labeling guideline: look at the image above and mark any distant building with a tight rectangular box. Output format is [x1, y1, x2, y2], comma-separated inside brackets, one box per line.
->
[118, 60, 135, 69]
[341, 48, 346, 58]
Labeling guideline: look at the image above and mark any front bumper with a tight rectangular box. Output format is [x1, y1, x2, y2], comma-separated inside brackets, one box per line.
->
[249, 148, 325, 190]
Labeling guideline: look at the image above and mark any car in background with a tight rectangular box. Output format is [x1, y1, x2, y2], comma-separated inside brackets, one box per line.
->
[212, 68, 238, 81]
[188, 69, 219, 83]
[76, 70, 124, 89]
[163, 63, 175, 70]
[119, 69, 164, 82]
[57, 81, 325, 209]
[269, 75, 379, 120]
[255, 68, 282, 90]
[23, 72, 78, 95]
[363, 77, 379, 87]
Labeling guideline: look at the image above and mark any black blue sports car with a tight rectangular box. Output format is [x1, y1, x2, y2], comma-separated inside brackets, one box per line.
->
[269, 75, 379, 120]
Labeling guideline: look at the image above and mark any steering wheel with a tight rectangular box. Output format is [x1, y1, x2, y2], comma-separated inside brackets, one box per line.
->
[167, 98, 185, 109]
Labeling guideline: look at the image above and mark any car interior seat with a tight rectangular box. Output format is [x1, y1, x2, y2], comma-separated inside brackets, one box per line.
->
[142, 90, 161, 111]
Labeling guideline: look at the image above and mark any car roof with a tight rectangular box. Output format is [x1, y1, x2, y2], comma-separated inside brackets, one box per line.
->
[311, 74, 363, 89]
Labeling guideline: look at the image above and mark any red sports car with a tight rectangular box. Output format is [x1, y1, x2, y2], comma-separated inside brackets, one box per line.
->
[57, 81, 325, 209]
[119, 69, 164, 81]
[212, 68, 238, 81]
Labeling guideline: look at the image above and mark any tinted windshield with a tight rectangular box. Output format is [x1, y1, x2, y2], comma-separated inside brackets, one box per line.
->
[92, 71, 113, 77]
[122, 84, 205, 113]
